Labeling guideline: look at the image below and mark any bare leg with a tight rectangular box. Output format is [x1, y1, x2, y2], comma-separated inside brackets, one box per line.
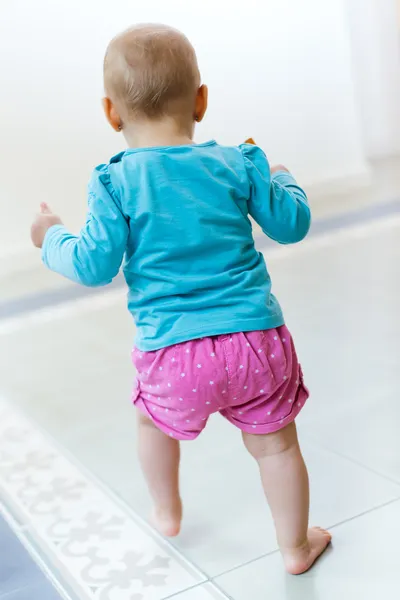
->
[137, 412, 182, 537]
[243, 422, 331, 574]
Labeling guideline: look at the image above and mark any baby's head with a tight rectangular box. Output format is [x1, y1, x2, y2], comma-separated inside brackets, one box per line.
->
[103, 24, 207, 141]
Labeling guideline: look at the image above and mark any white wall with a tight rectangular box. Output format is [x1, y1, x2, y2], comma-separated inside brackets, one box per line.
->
[0, 0, 375, 262]
[347, 0, 400, 158]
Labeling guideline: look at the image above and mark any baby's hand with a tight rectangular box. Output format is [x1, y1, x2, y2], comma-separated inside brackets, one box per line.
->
[31, 203, 63, 249]
[271, 164, 290, 174]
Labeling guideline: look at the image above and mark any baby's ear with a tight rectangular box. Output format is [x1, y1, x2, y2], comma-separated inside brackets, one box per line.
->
[102, 97, 122, 132]
[245, 137, 256, 145]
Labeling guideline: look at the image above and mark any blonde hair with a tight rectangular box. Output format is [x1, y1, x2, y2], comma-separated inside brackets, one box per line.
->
[104, 24, 200, 125]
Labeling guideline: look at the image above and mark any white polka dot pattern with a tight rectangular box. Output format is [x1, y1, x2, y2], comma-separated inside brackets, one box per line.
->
[131, 326, 308, 440]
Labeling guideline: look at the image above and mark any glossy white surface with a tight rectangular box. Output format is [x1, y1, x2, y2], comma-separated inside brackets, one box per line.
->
[0, 214, 399, 597]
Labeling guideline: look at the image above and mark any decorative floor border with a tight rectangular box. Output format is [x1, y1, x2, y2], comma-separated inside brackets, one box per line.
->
[0, 397, 227, 600]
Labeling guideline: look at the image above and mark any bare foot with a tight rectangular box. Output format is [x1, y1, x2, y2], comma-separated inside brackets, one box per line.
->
[151, 501, 182, 537]
[283, 527, 332, 575]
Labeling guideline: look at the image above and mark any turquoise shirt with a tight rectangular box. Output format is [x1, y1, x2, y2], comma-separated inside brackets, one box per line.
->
[42, 141, 310, 351]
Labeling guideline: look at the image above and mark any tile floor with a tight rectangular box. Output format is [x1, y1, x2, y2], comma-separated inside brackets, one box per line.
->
[0, 513, 63, 599]
[0, 205, 400, 598]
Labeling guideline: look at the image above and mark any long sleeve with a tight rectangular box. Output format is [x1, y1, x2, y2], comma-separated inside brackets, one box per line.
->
[42, 165, 129, 287]
[241, 144, 311, 244]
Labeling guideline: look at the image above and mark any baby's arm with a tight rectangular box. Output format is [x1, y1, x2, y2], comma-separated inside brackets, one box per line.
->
[242, 144, 310, 244]
[35, 166, 129, 287]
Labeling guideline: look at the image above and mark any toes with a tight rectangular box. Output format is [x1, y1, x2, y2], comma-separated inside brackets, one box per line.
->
[320, 529, 332, 541]
[152, 507, 182, 538]
[312, 526, 332, 539]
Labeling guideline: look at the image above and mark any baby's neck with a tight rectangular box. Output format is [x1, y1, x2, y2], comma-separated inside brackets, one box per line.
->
[123, 117, 194, 149]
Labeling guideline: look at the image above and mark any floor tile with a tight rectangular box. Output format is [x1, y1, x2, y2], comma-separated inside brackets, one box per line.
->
[0, 516, 46, 597]
[0, 516, 64, 599]
[216, 499, 400, 600]
[274, 224, 400, 425]
[0, 399, 205, 600]
[305, 392, 400, 483]
[0, 300, 134, 440]
[167, 582, 229, 599]
[164, 418, 400, 576]
[2, 581, 63, 600]
[0, 213, 400, 595]
[1, 246, 400, 579]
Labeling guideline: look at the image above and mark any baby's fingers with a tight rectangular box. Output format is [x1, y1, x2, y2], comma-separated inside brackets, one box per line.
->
[40, 202, 52, 214]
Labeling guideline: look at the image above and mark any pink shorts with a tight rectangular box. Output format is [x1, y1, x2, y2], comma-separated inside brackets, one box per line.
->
[132, 326, 309, 441]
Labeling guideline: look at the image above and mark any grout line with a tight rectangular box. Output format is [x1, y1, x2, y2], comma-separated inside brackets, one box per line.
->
[0, 585, 33, 600]
[161, 583, 204, 599]
[161, 581, 230, 599]
[326, 496, 400, 531]
[1, 207, 399, 595]
[162, 418, 400, 586]
[0, 395, 213, 588]
[302, 432, 400, 487]
[0, 396, 236, 598]
[209, 496, 400, 582]
[209, 548, 281, 580]
[161, 580, 233, 600]
[0, 585, 47, 600]
[206, 579, 235, 600]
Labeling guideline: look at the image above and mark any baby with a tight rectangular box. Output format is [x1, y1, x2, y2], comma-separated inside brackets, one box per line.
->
[31, 24, 331, 574]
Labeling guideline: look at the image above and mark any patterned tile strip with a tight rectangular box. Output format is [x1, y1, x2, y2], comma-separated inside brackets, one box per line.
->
[0, 397, 209, 600]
